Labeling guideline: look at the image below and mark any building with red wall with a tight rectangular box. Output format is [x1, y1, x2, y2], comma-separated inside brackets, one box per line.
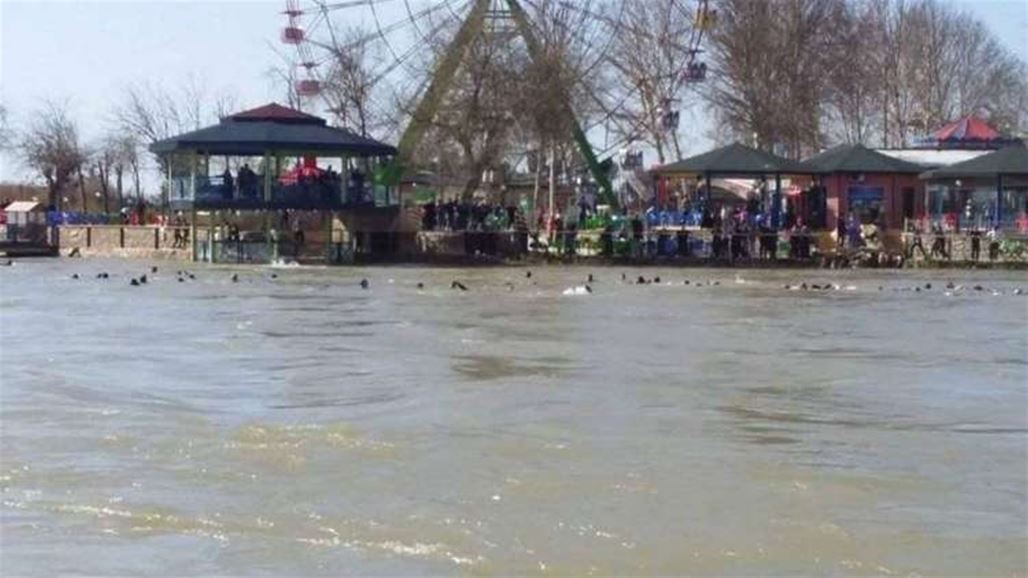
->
[797, 144, 925, 230]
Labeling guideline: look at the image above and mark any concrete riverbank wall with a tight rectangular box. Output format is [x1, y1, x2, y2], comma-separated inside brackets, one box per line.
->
[57, 225, 190, 260]
[52, 224, 1026, 268]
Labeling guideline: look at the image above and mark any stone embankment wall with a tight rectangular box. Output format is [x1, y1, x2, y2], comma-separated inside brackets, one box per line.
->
[58, 225, 190, 261]
[54, 224, 1026, 266]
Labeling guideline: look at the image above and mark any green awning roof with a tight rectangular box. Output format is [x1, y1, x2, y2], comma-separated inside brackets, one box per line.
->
[797, 143, 924, 174]
[920, 144, 1028, 179]
[653, 142, 804, 176]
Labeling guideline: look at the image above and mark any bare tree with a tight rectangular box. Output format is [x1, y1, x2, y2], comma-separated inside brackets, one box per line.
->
[709, 0, 1028, 152]
[266, 61, 303, 111]
[320, 26, 382, 138]
[982, 59, 1028, 137]
[75, 145, 92, 213]
[945, 8, 1028, 135]
[19, 101, 88, 210]
[91, 134, 140, 213]
[603, 0, 697, 163]
[707, 0, 847, 157]
[822, 0, 1028, 147]
[105, 134, 141, 209]
[824, 0, 884, 144]
[112, 81, 236, 210]
[114, 84, 186, 157]
[901, 0, 958, 136]
[391, 11, 528, 200]
[705, 0, 776, 149]
[520, 0, 609, 161]
[441, 32, 526, 199]
[92, 143, 114, 214]
[0, 104, 11, 151]
[113, 80, 238, 164]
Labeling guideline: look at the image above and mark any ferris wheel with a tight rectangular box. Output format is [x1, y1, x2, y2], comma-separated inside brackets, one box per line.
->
[279, 0, 485, 113]
[277, 0, 716, 202]
[279, 1, 629, 102]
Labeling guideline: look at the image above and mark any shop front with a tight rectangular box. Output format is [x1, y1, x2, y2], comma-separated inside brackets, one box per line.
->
[797, 144, 924, 231]
[920, 145, 1028, 233]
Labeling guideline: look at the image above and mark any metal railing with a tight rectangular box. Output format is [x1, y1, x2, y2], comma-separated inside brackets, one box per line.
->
[201, 228, 358, 265]
[901, 231, 1028, 263]
[907, 214, 1028, 234]
[170, 176, 395, 208]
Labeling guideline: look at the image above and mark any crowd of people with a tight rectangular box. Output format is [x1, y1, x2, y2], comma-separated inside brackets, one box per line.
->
[210, 164, 367, 204]
[413, 188, 860, 262]
[906, 221, 1004, 262]
[218, 164, 261, 199]
[421, 200, 529, 233]
[416, 196, 824, 261]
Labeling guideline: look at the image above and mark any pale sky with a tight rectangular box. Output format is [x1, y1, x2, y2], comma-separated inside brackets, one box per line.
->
[1, 0, 1026, 186]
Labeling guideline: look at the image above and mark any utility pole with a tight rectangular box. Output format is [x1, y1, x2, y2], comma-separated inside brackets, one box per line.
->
[548, 144, 556, 241]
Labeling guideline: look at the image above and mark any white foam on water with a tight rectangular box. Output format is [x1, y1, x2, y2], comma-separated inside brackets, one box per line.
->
[562, 286, 592, 296]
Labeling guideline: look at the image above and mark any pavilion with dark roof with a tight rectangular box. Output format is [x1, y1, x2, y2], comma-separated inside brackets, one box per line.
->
[655, 142, 804, 177]
[797, 143, 926, 230]
[150, 103, 398, 263]
[652, 143, 805, 229]
[151, 104, 396, 160]
[919, 144, 1028, 232]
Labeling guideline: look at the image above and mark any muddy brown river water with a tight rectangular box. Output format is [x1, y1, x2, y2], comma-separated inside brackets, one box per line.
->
[1, 260, 1026, 576]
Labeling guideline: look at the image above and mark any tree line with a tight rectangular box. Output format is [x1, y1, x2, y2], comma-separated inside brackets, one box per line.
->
[306, 0, 1026, 197]
[2, 79, 236, 213]
[707, 0, 1028, 158]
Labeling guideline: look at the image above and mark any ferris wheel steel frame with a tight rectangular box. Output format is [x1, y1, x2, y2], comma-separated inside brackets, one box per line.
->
[283, 0, 715, 209]
[549, 0, 712, 160]
[506, 0, 615, 207]
[385, 0, 616, 206]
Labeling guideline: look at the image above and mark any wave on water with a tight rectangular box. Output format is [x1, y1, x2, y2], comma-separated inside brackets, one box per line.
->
[266, 260, 327, 270]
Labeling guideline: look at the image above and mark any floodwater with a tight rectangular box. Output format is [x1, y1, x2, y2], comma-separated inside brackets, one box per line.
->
[1, 259, 1026, 576]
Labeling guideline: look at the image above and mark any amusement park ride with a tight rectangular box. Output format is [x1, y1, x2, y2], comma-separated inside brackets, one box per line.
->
[280, 0, 715, 209]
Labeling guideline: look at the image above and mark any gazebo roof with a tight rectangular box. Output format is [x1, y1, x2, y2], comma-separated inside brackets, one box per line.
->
[653, 142, 804, 176]
[920, 144, 1028, 179]
[150, 102, 397, 157]
[228, 103, 324, 124]
[797, 143, 924, 174]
